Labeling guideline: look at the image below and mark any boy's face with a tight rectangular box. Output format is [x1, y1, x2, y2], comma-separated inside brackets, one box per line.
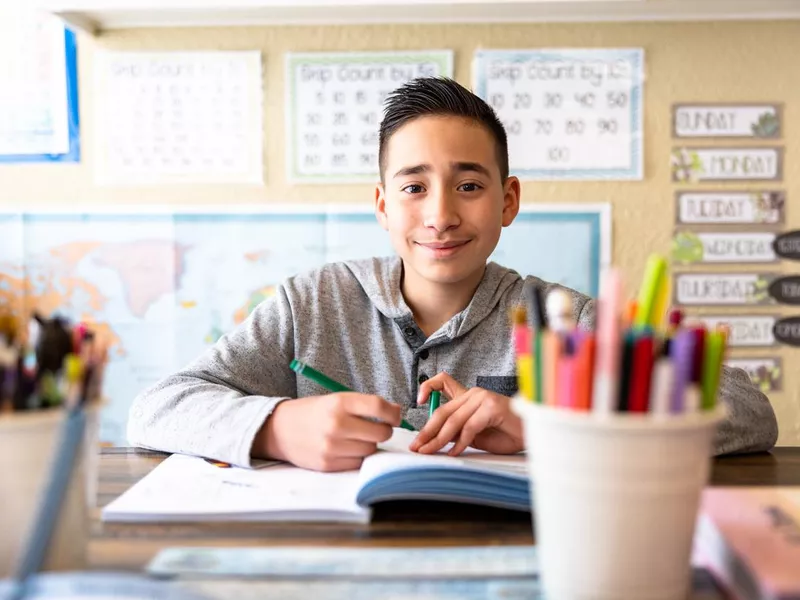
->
[375, 115, 520, 287]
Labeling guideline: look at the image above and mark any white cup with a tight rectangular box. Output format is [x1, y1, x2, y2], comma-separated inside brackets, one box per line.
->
[513, 397, 725, 600]
[0, 407, 99, 578]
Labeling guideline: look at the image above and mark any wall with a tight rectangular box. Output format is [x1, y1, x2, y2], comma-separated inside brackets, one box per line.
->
[1, 19, 797, 444]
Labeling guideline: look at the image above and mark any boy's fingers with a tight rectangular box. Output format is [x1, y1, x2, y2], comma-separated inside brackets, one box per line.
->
[416, 371, 466, 405]
[417, 396, 480, 454]
[344, 393, 401, 426]
[340, 414, 394, 443]
[410, 395, 465, 450]
[448, 405, 493, 456]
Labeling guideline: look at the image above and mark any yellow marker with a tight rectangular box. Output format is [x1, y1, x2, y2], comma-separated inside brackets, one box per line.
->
[651, 275, 671, 332]
[634, 255, 668, 329]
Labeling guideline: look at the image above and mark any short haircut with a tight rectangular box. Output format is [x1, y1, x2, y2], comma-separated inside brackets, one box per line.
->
[378, 77, 509, 182]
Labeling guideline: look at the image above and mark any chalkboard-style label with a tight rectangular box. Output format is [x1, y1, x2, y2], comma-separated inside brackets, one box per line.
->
[674, 272, 776, 306]
[671, 147, 782, 182]
[726, 357, 783, 392]
[672, 231, 777, 264]
[675, 191, 785, 226]
[773, 316, 800, 347]
[767, 276, 800, 305]
[673, 104, 781, 139]
[697, 315, 777, 347]
[772, 230, 800, 261]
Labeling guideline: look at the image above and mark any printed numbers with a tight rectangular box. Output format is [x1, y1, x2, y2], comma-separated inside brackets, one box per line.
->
[333, 92, 345, 104]
[360, 153, 376, 166]
[332, 154, 347, 167]
[534, 120, 552, 135]
[489, 93, 505, 110]
[597, 119, 618, 134]
[361, 131, 378, 146]
[544, 93, 563, 109]
[306, 113, 322, 126]
[565, 120, 585, 135]
[304, 133, 320, 146]
[333, 112, 348, 126]
[574, 92, 595, 108]
[359, 112, 377, 125]
[304, 154, 321, 167]
[513, 93, 532, 109]
[503, 120, 522, 135]
[607, 92, 628, 109]
[332, 133, 350, 146]
[547, 147, 570, 163]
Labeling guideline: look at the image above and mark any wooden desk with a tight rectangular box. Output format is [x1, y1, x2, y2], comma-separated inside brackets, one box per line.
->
[90, 447, 800, 572]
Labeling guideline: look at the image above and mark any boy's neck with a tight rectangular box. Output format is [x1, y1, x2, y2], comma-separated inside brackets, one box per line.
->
[400, 263, 486, 338]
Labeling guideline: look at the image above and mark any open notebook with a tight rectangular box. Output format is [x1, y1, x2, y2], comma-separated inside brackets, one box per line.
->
[102, 428, 530, 524]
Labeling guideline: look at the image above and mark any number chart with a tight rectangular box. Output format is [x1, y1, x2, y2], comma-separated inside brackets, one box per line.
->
[473, 48, 644, 180]
[286, 51, 453, 183]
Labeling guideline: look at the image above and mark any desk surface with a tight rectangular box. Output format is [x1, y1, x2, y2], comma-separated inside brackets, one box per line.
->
[90, 447, 800, 572]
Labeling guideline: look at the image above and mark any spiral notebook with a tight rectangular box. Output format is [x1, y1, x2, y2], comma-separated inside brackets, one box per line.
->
[101, 429, 530, 524]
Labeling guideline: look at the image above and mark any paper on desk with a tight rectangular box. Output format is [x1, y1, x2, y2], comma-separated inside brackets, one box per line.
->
[101, 454, 368, 523]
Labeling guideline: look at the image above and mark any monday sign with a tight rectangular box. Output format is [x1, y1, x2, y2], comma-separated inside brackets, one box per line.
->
[671, 147, 782, 182]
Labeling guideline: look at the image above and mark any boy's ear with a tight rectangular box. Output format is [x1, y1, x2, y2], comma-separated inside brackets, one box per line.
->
[501, 176, 521, 227]
[374, 183, 389, 231]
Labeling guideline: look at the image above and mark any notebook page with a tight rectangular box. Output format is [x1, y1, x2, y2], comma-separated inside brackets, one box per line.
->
[102, 454, 367, 522]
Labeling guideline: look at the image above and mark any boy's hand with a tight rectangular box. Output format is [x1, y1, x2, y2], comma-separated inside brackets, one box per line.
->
[254, 393, 401, 472]
[411, 372, 524, 456]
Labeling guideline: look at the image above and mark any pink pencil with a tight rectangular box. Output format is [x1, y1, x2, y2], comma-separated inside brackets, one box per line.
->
[593, 269, 623, 413]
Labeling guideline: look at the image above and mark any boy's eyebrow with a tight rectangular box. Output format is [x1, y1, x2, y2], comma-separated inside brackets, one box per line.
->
[392, 162, 493, 179]
[452, 161, 492, 178]
[393, 164, 430, 178]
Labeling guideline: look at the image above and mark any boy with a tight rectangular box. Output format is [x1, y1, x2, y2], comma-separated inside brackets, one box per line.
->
[128, 77, 778, 471]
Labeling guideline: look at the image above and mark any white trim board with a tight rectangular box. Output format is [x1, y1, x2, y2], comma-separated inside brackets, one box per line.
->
[40, 0, 800, 35]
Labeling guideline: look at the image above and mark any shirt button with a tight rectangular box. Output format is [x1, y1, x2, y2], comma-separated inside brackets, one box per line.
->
[419, 349, 429, 360]
[418, 374, 429, 384]
[404, 327, 415, 338]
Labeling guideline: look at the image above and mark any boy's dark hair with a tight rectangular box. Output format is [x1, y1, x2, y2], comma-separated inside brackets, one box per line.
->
[378, 77, 509, 182]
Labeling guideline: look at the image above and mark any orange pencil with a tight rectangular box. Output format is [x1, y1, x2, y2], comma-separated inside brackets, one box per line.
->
[541, 330, 560, 406]
[623, 299, 638, 328]
[574, 335, 596, 411]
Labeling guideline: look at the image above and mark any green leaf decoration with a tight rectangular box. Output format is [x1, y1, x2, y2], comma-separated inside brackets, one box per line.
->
[751, 112, 779, 138]
[671, 231, 704, 264]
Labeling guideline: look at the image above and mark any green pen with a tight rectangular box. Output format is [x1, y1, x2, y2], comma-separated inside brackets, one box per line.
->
[290, 359, 416, 431]
[428, 391, 441, 419]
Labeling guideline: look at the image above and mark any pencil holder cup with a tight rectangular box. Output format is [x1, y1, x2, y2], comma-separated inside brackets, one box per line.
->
[0, 406, 100, 578]
[512, 397, 725, 600]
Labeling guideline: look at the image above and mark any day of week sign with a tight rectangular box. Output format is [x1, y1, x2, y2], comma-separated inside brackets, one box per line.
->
[697, 315, 777, 347]
[286, 50, 453, 183]
[773, 230, 800, 261]
[472, 48, 643, 180]
[673, 104, 781, 138]
[671, 147, 782, 182]
[676, 191, 785, 226]
[672, 231, 777, 264]
[674, 272, 775, 306]
[726, 357, 783, 392]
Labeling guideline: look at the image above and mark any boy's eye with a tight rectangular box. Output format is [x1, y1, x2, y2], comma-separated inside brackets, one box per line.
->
[401, 184, 425, 194]
[457, 182, 482, 192]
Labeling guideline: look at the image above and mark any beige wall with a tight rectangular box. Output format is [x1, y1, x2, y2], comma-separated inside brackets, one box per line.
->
[1, 19, 797, 444]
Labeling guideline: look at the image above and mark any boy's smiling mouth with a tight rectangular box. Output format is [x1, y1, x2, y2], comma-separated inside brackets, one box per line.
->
[415, 239, 472, 257]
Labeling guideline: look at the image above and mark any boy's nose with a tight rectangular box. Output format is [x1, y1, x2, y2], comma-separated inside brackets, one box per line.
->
[423, 190, 460, 232]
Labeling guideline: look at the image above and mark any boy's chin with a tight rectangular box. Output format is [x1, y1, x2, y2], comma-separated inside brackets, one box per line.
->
[407, 261, 482, 286]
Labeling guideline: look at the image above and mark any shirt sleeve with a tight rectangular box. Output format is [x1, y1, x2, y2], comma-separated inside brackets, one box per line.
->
[126, 283, 297, 468]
